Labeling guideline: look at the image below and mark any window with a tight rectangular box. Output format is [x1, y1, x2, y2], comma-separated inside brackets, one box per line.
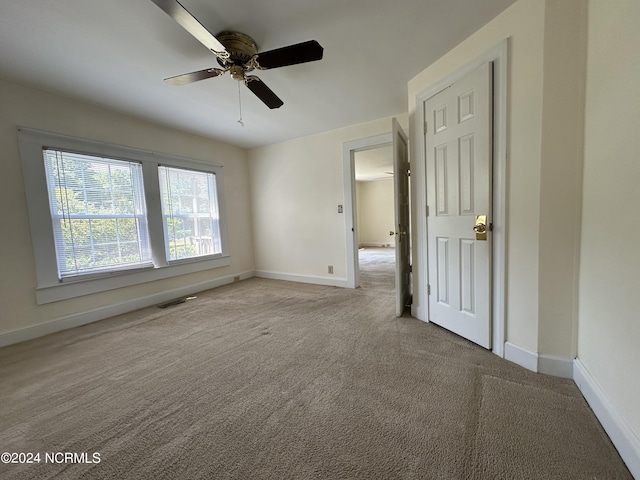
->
[44, 150, 152, 277]
[159, 166, 222, 261]
[19, 128, 230, 304]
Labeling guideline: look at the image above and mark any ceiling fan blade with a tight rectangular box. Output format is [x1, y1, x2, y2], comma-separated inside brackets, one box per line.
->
[245, 76, 283, 109]
[164, 68, 225, 86]
[256, 40, 323, 69]
[149, 0, 229, 59]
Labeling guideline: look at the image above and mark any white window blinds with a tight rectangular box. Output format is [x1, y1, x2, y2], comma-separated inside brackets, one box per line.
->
[43, 149, 152, 278]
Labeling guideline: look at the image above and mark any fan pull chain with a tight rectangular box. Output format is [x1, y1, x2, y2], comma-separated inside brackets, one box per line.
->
[237, 81, 245, 127]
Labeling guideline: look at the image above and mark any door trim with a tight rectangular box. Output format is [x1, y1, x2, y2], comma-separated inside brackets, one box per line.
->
[342, 133, 392, 289]
[413, 39, 508, 357]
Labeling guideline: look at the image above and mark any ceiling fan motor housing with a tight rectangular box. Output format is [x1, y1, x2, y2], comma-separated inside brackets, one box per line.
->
[216, 31, 258, 66]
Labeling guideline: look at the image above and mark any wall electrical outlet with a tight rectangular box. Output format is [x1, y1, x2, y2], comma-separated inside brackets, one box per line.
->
[328, 265, 334, 274]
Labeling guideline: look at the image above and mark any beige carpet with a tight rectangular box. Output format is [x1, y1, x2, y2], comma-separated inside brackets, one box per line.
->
[0, 248, 631, 479]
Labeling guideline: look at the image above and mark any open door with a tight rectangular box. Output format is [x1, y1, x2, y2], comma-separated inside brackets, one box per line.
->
[392, 118, 411, 316]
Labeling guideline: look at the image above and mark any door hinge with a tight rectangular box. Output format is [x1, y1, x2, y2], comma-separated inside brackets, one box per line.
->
[426, 205, 429, 216]
[424, 121, 428, 134]
[427, 284, 431, 295]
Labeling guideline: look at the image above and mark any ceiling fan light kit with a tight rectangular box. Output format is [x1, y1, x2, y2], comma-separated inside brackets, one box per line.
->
[150, 0, 323, 110]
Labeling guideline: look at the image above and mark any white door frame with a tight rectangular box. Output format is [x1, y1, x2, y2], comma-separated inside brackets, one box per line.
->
[413, 39, 508, 357]
[342, 132, 393, 289]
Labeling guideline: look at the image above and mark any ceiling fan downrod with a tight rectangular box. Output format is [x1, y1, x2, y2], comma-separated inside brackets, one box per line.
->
[237, 80, 245, 127]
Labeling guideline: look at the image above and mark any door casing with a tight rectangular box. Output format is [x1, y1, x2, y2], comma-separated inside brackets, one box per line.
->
[413, 39, 508, 357]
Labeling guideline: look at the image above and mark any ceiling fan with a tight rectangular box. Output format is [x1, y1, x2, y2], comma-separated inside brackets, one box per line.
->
[150, 0, 324, 109]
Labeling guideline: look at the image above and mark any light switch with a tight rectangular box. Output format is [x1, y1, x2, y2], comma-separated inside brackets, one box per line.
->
[338, 204, 343, 213]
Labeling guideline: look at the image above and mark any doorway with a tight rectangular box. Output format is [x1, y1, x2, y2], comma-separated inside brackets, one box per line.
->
[353, 145, 397, 290]
[343, 133, 392, 290]
[354, 145, 395, 249]
[342, 120, 411, 316]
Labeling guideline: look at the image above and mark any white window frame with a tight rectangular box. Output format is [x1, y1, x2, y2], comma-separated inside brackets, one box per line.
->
[43, 150, 153, 278]
[18, 127, 230, 304]
[158, 165, 223, 263]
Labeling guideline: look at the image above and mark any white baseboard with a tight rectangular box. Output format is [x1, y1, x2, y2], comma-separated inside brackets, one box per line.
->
[254, 270, 348, 288]
[0, 270, 255, 348]
[538, 353, 574, 378]
[358, 243, 393, 248]
[503, 342, 573, 379]
[573, 359, 640, 479]
[504, 341, 539, 372]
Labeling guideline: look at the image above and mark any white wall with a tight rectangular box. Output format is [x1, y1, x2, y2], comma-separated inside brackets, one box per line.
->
[248, 114, 407, 285]
[356, 179, 394, 247]
[0, 79, 254, 339]
[578, 0, 640, 457]
[537, 0, 587, 360]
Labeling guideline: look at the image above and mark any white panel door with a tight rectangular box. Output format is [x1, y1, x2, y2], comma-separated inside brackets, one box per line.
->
[393, 118, 411, 316]
[425, 63, 492, 348]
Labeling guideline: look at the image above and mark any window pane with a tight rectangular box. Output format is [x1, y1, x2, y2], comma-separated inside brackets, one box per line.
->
[158, 166, 222, 261]
[43, 150, 152, 278]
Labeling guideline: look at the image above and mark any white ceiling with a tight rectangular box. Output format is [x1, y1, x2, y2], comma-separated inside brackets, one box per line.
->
[355, 145, 394, 182]
[0, 0, 516, 149]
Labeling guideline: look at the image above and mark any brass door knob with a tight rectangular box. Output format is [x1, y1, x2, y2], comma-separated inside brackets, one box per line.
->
[474, 215, 488, 240]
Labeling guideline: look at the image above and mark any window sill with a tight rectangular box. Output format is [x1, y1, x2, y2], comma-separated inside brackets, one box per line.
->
[35, 255, 231, 304]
